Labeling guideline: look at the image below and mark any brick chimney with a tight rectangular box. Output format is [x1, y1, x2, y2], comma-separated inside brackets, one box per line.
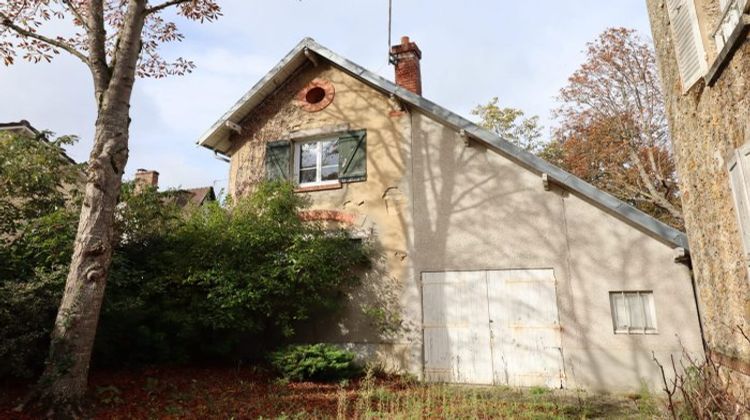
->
[134, 169, 159, 192]
[390, 36, 422, 95]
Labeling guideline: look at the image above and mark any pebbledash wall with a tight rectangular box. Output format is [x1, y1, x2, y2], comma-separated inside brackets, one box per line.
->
[220, 42, 703, 391]
[646, 0, 750, 373]
[409, 110, 702, 391]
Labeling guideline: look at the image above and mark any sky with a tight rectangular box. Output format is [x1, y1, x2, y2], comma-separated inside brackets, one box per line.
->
[0, 1, 653, 192]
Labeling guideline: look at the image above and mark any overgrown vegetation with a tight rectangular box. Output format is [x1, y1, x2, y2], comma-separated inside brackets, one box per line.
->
[0, 131, 370, 379]
[270, 344, 361, 382]
[654, 327, 750, 419]
[0, 366, 655, 419]
[0, 131, 81, 379]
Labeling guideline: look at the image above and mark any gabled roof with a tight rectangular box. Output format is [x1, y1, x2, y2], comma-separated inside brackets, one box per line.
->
[183, 187, 216, 206]
[161, 186, 216, 208]
[196, 38, 689, 250]
[0, 120, 77, 165]
[0, 120, 39, 137]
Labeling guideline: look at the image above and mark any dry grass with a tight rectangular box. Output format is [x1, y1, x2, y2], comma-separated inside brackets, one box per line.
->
[334, 369, 656, 419]
[1, 365, 660, 419]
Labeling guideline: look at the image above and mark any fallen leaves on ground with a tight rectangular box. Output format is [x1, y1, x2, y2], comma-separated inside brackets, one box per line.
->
[0, 365, 656, 419]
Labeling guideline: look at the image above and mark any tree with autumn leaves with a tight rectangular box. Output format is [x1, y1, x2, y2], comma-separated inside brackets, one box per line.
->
[1, 0, 221, 413]
[474, 28, 682, 229]
[553, 27, 682, 229]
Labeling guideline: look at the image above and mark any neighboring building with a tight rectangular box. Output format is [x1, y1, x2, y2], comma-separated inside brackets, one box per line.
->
[0, 120, 77, 165]
[0, 120, 39, 137]
[646, 0, 750, 376]
[197, 37, 703, 392]
[133, 168, 216, 207]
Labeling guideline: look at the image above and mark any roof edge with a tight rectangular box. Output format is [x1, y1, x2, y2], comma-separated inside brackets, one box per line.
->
[195, 38, 689, 251]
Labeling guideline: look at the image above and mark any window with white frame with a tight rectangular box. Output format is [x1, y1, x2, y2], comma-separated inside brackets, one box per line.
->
[728, 144, 750, 259]
[609, 291, 657, 334]
[265, 130, 366, 185]
[294, 138, 339, 186]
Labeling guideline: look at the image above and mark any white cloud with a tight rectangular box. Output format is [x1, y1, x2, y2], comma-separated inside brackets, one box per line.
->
[2, 0, 653, 192]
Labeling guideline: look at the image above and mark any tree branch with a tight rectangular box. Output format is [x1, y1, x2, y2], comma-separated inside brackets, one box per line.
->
[144, 0, 191, 15]
[0, 13, 89, 65]
[62, 0, 89, 30]
[87, 0, 111, 103]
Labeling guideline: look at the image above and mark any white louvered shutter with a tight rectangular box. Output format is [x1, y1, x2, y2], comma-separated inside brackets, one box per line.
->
[666, 0, 708, 92]
[728, 144, 750, 259]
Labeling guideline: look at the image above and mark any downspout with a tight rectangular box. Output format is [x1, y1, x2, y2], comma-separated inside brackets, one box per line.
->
[675, 248, 708, 356]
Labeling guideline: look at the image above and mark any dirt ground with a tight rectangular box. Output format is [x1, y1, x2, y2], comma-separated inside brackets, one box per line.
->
[0, 365, 662, 419]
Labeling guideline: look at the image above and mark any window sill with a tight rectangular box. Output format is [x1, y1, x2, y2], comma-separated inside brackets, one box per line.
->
[614, 330, 658, 336]
[294, 182, 342, 193]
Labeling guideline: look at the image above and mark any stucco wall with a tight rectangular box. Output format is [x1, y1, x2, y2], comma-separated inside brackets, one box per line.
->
[227, 63, 422, 373]
[646, 0, 750, 367]
[224, 54, 704, 391]
[410, 110, 703, 391]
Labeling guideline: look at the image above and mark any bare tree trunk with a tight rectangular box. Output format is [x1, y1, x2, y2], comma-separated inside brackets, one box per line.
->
[38, 109, 130, 407]
[28, 0, 147, 413]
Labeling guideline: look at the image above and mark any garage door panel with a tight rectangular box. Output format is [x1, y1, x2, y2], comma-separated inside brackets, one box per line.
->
[488, 269, 564, 388]
[422, 269, 563, 387]
[423, 271, 492, 384]
[423, 327, 452, 382]
[494, 331, 563, 387]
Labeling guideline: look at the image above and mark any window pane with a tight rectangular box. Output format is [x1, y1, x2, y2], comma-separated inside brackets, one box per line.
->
[611, 293, 628, 330]
[627, 293, 645, 329]
[299, 168, 317, 184]
[321, 140, 339, 166]
[321, 165, 338, 181]
[643, 293, 656, 330]
[299, 143, 318, 169]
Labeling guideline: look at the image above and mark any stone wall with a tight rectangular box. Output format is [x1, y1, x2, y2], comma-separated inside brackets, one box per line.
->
[646, 0, 750, 368]
[226, 62, 422, 374]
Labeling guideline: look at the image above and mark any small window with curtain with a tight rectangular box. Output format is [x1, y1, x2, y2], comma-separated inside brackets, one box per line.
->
[609, 291, 657, 334]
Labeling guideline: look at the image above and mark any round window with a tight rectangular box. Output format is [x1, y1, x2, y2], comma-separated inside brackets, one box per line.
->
[305, 86, 326, 104]
[297, 79, 335, 112]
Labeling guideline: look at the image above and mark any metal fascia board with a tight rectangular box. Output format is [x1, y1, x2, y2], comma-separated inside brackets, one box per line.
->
[305, 40, 688, 249]
[196, 39, 313, 152]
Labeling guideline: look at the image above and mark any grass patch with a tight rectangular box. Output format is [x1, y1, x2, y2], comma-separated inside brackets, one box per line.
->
[0, 366, 659, 419]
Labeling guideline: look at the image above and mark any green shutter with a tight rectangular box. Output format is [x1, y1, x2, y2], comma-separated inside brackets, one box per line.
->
[338, 130, 367, 182]
[265, 140, 291, 181]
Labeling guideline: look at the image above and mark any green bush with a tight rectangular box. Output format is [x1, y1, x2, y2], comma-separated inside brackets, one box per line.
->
[0, 129, 371, 378]
[0, 131, 81, 378]
[270, 344, 362, 382]
[94, 181, 370, 366]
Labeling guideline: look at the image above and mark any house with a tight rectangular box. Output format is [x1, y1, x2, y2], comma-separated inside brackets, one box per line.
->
[133, 168, 216, 207]
[646, 0, 750, 377]
[0, 120, 77, 165]
[196, 37, 703, 392]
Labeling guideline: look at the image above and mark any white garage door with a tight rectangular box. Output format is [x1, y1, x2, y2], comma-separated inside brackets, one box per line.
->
[423, 269, 564, 388]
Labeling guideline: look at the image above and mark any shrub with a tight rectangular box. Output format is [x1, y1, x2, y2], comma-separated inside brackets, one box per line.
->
[95, 181, 370, 366]
[0, 131, 81, 378]
[270, 344, 362, 381]
[653, 329, 750, 418]
[0, 132, 371, 377]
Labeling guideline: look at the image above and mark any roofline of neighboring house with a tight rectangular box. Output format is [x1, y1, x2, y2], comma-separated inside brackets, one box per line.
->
[0, 120, 39, 137]
[0, 120, 77, 165]
[196, 38, 690, 250]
